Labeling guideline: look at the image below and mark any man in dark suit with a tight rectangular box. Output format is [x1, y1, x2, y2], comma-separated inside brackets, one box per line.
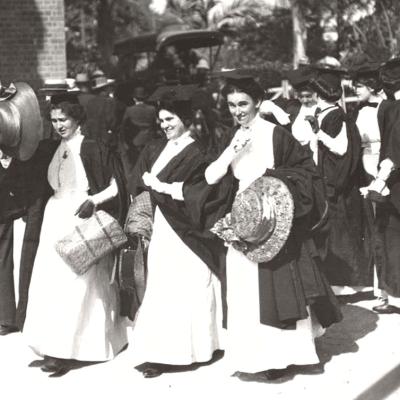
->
[0, 81, 45, 334]
[0, 149, 50, 334]
[119, 86, 157, 175]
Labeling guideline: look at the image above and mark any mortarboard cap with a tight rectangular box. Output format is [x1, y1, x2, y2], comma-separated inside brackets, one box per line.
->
[212, 69, 258, 84]
[285, 65, 315, 90]
[148, 84, 203, 122]
[380, 57, 400, 90]
[148, 84, 200, 103]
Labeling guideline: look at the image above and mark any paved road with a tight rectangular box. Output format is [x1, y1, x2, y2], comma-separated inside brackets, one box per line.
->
[1, 295, 400, 400]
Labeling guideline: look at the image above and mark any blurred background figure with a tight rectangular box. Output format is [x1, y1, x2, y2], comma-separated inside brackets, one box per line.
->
[119, 86, 157, 177]
[75, 72, 95, 111]
[85, 72, 125, 147]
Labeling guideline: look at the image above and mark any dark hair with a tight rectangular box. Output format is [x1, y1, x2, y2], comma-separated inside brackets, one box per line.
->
[221, 78, 264, 103]
[50, 101, 86, 125]
[157, 92, 217, 152]
[310, 75, 342, 102]
[157, 95, 194, 128]
[380, 67, 400, 93]
[294, 84, 314, 93]
[354, 76, 382, 94]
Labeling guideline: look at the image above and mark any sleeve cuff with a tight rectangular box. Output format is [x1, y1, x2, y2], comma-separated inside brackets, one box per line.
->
[169, 182, 184, 201]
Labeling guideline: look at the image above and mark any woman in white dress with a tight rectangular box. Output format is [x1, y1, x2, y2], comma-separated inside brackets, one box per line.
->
[128, 87, 224, 378]
[23, 96, 128, 377]
[205, 72, 341, 379]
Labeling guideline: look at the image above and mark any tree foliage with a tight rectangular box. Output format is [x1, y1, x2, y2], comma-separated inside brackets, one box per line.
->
[64, 0, 400, 80]
[65, 0, 153, 76]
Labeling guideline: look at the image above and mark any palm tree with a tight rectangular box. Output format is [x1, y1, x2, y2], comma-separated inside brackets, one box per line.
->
[163, 0, 266, 31]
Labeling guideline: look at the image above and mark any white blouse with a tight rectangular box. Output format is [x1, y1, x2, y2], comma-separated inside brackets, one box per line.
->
[230, 115, 275, 192]
[48, 131, 89, 195]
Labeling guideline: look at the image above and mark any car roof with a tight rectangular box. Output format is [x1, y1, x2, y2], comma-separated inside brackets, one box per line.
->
[114, 29, 223, 56]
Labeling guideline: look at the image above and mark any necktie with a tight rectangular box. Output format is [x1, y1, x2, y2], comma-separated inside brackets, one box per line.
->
[358, 101, 379, 110]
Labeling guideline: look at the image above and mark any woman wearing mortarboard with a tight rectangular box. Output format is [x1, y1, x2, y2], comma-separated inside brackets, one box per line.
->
[126, 84, 227, 378]
[204, 71, 342, 379]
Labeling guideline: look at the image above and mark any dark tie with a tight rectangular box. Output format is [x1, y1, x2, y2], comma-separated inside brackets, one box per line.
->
[358, 101, 379, 110]
[314, 107, 322, 118]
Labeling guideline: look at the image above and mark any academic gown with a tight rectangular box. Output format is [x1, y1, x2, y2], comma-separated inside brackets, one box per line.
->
[127, 136, 225, 366]
[202, 116, 341, 373]
[317, 107, 372, 287]
[374, 100, 400, 296]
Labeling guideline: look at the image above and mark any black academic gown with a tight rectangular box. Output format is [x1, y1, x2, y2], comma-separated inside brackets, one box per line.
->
[128, 137, 229, 279]
[374, 99, 400, 296]
[190, 125, 342, 329]
[317, 107, 372, 287]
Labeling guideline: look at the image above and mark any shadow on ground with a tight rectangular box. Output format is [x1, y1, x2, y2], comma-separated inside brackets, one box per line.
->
[235, 303, 379, 384]
[316, 304, 379, 364]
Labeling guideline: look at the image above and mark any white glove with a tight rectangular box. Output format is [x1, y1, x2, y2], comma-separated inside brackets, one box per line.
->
[360, 178, 390, 198]
[142, 172, 157, 188]
[142, 172, 170, 194]
[259, 100, 291, 125]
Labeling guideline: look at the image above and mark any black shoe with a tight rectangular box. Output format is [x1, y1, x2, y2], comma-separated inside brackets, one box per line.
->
[263, 368, 288, 380]
[372, 304, 400, 314]
[40, 356, 64, 372]
[289, 363, 325, 375]
[28, 359, 47, 368]
[48, 367, 70, 378]
[0, 325, 19, 336]
[142, 367, 163, 378]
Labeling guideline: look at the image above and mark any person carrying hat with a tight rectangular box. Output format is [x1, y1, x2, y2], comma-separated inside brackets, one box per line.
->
[0, 82, 51, 335]
[204, 71, 341, 379]
[307, 67, 371, 296]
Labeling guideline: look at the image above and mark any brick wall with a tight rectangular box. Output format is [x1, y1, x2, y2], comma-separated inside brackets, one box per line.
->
[0, 0, 67, 91]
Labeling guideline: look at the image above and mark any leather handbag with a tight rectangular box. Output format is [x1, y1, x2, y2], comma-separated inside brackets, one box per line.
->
[55, 210, 128, 275]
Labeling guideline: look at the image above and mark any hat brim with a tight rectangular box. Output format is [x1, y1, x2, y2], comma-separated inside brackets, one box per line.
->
[232, 176, 294, 263]
[92, 80, 115, 90]
[1, 82, 43, 161]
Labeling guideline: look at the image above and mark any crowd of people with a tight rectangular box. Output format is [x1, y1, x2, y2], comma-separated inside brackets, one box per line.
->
[0, 53, 399, 381]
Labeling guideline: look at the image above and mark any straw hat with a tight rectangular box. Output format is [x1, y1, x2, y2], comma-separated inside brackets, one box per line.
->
[0, 82, 43, 161]
[196, 59, 210, 70]
[92, 76, 115, 90]
[211, 176, 294, 263]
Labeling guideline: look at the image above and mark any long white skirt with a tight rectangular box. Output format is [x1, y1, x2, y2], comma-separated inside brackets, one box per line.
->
[23, 191, 128, 361]
[130, 207, 223, 366]
[225, 246, 323, 374]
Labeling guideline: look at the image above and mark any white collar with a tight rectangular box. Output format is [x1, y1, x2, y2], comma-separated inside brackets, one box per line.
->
[239, 113, 261, 131]
[61, 126, 82, 144]
[168, 130, 192, 146]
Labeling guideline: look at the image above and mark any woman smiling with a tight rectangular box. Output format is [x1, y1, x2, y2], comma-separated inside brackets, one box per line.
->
[205, 71, 341, 379]
[128, 86, 225, 378]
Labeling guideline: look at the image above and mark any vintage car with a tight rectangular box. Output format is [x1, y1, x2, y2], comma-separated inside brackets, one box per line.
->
[113, 28, 224, 87]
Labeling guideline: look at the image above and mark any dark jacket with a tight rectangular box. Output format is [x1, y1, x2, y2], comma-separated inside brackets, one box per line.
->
[121, 103, 157, 148]
[19, 137, 128, 225]
[0, 142, 55, 223]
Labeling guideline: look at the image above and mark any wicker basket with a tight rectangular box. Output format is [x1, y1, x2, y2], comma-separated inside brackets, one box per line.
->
[55, 210, 128, 275]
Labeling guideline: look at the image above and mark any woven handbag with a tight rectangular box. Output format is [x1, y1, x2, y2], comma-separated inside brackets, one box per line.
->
[55, 210, 128, 275]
